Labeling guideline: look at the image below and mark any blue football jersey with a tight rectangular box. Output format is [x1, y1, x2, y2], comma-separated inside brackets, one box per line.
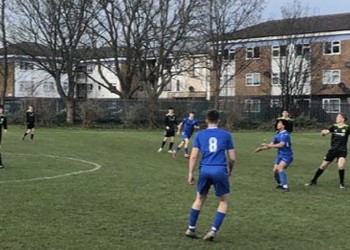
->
[182, 117, 199, 135]
[192, 128, 234, 167]
[273, 130, 293, 157]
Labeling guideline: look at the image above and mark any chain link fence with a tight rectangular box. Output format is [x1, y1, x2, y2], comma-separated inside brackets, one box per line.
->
[3, 97, 344, 129]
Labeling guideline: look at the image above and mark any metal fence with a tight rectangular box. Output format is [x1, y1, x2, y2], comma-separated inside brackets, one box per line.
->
[3, 97, 344, 128]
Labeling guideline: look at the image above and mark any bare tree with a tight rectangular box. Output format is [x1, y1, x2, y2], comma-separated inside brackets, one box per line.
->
[0, 0, 8, 105]
[89, 0, 202, 127]
[9, 0, 97, 124]
[267, 0, 326, 112]
[199, 0, 265, 109]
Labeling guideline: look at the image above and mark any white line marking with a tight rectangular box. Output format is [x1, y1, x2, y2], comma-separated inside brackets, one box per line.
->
[0, 153, 102, 184]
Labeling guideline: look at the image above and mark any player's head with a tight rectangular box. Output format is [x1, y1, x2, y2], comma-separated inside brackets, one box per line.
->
[28, 105, 33, 111]
[167, 107, 174, 114]
[206, 109, 219, 124]
[0, 105, 3, 113]
[189, 111, 195, 118]
[336, 112, 347, 123]
[281, 109, 289, 118]
[277, 119, 288, 131]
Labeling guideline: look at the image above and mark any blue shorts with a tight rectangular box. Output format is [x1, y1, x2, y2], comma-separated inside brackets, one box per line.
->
[274, 155, 293, 167]
[182, 132, 192, 140]
[197, 166, 230, 197]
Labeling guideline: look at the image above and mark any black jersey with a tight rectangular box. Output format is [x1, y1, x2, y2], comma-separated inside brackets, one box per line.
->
[26, 111, 35, 124]
[164, 114, 178, 131]
[0, 114, 7, 142]
[328, 124, 350, 151]
[0, 114, 7, 130]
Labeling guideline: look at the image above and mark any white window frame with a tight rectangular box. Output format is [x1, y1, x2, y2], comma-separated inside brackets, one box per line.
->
[19, 62, 34, 70]
[246, 73, 261, 86]
[272, 45, 287, 57]
[323, 70, 340, 84]
[322, 98, 341, 113]
[296, 44, 310, 56]
[246, 47, 260, 59]
[324, 41, 340, 55]
[244, 99, 261, 113]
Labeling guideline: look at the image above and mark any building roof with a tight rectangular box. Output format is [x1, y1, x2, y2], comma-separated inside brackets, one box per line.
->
[226, 12, 350, 40]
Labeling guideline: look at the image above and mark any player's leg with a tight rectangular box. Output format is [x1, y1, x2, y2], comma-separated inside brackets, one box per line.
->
[23, 128, 30, 140]
[273, 164, 282, 189]
[306, 160, 331, 186]
[172, 140, 185, 158]
[183, 138, 190, 158]
[306, 150, 334, 186]
[276, 161, 289, 191]
[158, 133, 168, 152]
[186, 171, 211, 238]
[0, 143, 3, 168]
[203, 169, 230, 241]
[168, 134, 175, 152]
[30, 128, 35, 140]
[186, 192, 207, 239]
[337, 157, 345, 188]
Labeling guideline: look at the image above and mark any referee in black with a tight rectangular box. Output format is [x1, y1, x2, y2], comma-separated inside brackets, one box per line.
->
[0, 105, 8, 168]
[23, 105, 35, 140]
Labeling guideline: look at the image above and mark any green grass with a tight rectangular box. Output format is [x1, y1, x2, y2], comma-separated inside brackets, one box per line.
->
[0, 126, 349, 250]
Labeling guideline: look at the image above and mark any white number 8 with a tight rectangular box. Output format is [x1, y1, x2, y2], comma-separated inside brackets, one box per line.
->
[209, 137, 217, 152]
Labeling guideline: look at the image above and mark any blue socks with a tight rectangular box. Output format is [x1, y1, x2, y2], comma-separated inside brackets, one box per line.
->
[211, 211, 226, 232]
[188, 208, 200, 231]
[278, 170, 288, 187]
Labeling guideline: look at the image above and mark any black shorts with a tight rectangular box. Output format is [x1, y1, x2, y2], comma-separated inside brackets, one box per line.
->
[164, 129, 175, 137]
[27, 123, 35, 129]
[324, 149, 347, 162]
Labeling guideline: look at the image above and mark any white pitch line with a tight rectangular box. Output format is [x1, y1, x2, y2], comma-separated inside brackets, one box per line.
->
[0, 153, 102, 184]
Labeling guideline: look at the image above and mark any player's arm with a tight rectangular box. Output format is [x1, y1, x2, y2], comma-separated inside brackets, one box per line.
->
[266, 141, 285, 148]
[227, 149, 235, 176]
[177, 122, 183, 134]
[188, 147, 199, 185]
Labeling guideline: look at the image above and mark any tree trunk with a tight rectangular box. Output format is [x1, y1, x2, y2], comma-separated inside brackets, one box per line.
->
[64, 99, 75, 125]
[147, 96, 159, 129]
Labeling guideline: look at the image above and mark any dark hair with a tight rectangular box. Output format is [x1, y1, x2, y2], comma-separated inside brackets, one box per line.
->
[278, 119, 289, 128]
[338, 112, 347, 122]
[0, 105, 3, 109]
[206, 109, 219, 123]
[168, 107, 174, 110]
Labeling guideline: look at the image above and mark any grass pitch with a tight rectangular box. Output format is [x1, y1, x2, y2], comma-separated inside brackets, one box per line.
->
[0, 127, 349, 250]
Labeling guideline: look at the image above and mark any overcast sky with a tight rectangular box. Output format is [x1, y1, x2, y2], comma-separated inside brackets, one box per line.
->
[263, 0, 350, 20]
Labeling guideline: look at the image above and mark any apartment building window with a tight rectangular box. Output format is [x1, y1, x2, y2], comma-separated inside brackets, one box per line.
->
[43, 81, 55, 92]
[246, 47, 260, 59]
[222, 49, 235, 60]
[322, 98, 340, 113]
[221, 74, 235, 87]
[296, 44, 310, 56]
[87, 64, 94, 73]
[246, 73, 261, 86]
[323, 70, 340, 84]
[270, 99, 281, 108]
[176, 80, 180, 91]
[272, 45, 287, 57]
[244, 99, 261, 112]
[272, 73, 279, 85]
[324, 41, 340, 55]
[164, 82, 172, 91]
[19, 62, 34, 70]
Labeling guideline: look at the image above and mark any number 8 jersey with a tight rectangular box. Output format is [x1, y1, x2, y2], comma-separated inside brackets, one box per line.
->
[192, 128, 234, 167]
